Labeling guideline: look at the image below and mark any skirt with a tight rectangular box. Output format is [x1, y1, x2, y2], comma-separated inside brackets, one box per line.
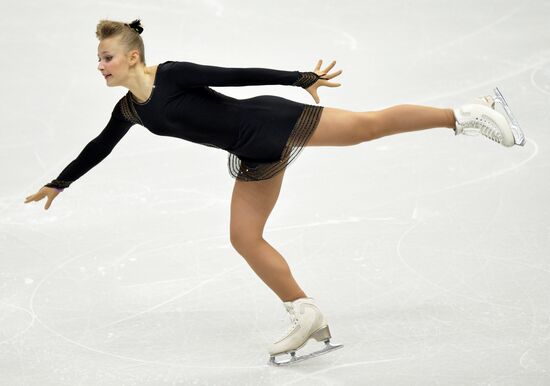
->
[227, 104, 324, 181]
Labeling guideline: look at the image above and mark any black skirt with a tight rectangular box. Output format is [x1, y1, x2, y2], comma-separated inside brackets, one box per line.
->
[228, 103, 324, 181]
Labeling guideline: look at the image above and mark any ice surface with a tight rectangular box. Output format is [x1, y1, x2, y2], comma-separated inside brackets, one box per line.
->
[2, 0, 549, 385]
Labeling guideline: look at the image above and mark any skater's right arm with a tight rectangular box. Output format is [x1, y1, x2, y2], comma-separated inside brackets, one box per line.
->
[24, 101, 134, 210]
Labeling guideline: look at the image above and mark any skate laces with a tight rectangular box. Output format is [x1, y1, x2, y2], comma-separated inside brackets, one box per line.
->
[460, 116, 503, 144]
[276, 306, 300, 341]
[457, 96, 502, 144]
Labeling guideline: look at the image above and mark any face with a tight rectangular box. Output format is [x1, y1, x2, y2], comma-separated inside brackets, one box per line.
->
[97, 36, 138, 86]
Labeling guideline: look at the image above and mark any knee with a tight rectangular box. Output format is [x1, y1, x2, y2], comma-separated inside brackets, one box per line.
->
[230, 229, 263, 255]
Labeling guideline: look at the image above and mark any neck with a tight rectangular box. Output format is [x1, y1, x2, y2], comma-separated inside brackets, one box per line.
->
[126, 64, 154, 102]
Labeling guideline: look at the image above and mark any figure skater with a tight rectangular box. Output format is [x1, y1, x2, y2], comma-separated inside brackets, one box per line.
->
[23, 19, 526, 366]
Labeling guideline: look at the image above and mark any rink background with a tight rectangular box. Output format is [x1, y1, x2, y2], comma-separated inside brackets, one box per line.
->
[2, 0, 549, 385]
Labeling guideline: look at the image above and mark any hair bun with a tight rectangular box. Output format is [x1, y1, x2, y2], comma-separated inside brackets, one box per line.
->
[127, 19, 143, 34]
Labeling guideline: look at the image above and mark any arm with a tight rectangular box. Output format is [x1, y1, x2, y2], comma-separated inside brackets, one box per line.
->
[166, 60, 322, 89]
[43, 100, 134, 190]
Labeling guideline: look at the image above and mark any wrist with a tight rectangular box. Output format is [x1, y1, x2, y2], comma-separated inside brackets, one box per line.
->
[292, 72, 320, 89]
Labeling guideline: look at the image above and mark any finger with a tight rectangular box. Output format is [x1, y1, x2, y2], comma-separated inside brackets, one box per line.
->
[312, 90, 320, 104]
[314, 59, 322, 71]
[24, 194, 39, 203]
[325, 82, 342, 87]
[45, 196, 52, 210]
[323, 60, 336, 73]
[324, 69, 343, 79]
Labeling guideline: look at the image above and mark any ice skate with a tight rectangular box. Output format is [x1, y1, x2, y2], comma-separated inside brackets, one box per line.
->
[493, 87, 526, 146]
[268, 297, 343, 366]
[453, 87, 525, 147]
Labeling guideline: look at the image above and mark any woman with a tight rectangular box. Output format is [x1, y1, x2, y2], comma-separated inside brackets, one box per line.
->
[24, 19, 525, 366]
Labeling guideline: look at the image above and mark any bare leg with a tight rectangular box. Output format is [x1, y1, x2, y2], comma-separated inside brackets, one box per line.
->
[228, 104, 455, 301]
[306, 105, 456, 146]
[230, 169, 306, 302]
[369, 105, 456, 138]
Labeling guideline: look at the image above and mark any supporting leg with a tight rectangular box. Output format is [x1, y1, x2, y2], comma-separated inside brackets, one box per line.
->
[232, 238, 307, 302]
[229, 169, 306, 302]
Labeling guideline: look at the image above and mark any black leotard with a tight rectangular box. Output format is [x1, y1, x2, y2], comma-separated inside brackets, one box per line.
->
[44, 61, 324, 189]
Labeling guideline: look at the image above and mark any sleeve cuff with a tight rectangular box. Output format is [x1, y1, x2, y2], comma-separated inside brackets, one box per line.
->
[292, 72, 321, 89]
[44, 179, 72, 189]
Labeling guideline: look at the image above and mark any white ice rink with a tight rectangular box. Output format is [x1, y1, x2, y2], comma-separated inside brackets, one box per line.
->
[2, 0, 549, 385]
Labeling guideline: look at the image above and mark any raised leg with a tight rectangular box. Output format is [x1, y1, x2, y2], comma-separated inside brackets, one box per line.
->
[306, 105, 456, 146]
[229, 169, 306, 302]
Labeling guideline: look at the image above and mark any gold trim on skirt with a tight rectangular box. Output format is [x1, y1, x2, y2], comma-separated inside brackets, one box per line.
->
[228, 104, 324, 181]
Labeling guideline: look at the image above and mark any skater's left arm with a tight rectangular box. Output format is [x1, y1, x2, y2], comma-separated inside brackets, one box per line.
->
[168, 60, 341, 92]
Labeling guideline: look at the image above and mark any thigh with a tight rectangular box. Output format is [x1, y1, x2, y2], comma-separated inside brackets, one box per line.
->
[305, 106, 370, 146]
[229, 169, 286, 245]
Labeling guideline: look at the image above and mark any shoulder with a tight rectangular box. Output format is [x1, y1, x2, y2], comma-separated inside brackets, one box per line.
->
[156, 61, 198, 84]
[158, 60, 201, 72]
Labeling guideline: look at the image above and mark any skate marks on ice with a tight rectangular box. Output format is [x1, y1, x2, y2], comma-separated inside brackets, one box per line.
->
[418, 55, 550, 107]
[393, 132, 539, 307]
[520, 343, 550, 373]
[391, 152, 550, 378]
[23, 233, 265, 370]
[417, 137, 537, 195]
[0, 296, 35, 345]
[530, 63, 550, 96]
[409, 5, 524, 67]
[281, 356, 414, 386]
[395, 220, 525, 310]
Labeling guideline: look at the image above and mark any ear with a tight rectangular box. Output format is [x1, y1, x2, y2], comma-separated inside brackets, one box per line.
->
[128, 49, 140, 65]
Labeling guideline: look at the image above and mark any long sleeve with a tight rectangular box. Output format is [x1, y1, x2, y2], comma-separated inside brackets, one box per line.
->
[44, 100, 134, 190]
[166, 61, 321, 89]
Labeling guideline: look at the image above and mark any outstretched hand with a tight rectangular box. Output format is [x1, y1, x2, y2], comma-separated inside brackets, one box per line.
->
[24, 186, 61, 210]
[306, 59, 342, 104]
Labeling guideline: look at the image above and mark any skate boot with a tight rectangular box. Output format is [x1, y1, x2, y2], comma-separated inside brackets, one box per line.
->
[268, 297, 343, 366]
[453, 87, 525, 147]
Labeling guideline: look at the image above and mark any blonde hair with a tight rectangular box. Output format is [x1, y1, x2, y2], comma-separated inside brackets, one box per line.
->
[96, 19, 146, 65]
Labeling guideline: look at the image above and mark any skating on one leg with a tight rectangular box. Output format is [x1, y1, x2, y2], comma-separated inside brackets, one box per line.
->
[230, 169, 343, 366]
[306, 88, 525, 147]
[228, 87, 526, 366]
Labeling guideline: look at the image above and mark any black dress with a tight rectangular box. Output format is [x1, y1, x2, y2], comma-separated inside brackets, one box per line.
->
[44, 60, 324, 189]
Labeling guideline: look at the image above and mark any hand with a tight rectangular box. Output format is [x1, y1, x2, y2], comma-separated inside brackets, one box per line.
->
[24, 186, 61, 210]
[306, 59, 342, 104]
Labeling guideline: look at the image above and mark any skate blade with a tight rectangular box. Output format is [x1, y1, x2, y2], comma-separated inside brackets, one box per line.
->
[268, 340, 344, 366]
[493, 87, 526, 146]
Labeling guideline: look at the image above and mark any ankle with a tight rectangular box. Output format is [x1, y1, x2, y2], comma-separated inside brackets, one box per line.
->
[282, 293, 308, 302]
[447, 108, 457, 129]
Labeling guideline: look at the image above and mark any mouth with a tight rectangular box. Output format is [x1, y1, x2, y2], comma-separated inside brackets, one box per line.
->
[104, 74, 112, 79]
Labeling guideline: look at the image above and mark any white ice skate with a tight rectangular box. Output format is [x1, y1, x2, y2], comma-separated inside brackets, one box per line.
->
[453, 87, 525, 147]
[268, 297, 343, 366]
